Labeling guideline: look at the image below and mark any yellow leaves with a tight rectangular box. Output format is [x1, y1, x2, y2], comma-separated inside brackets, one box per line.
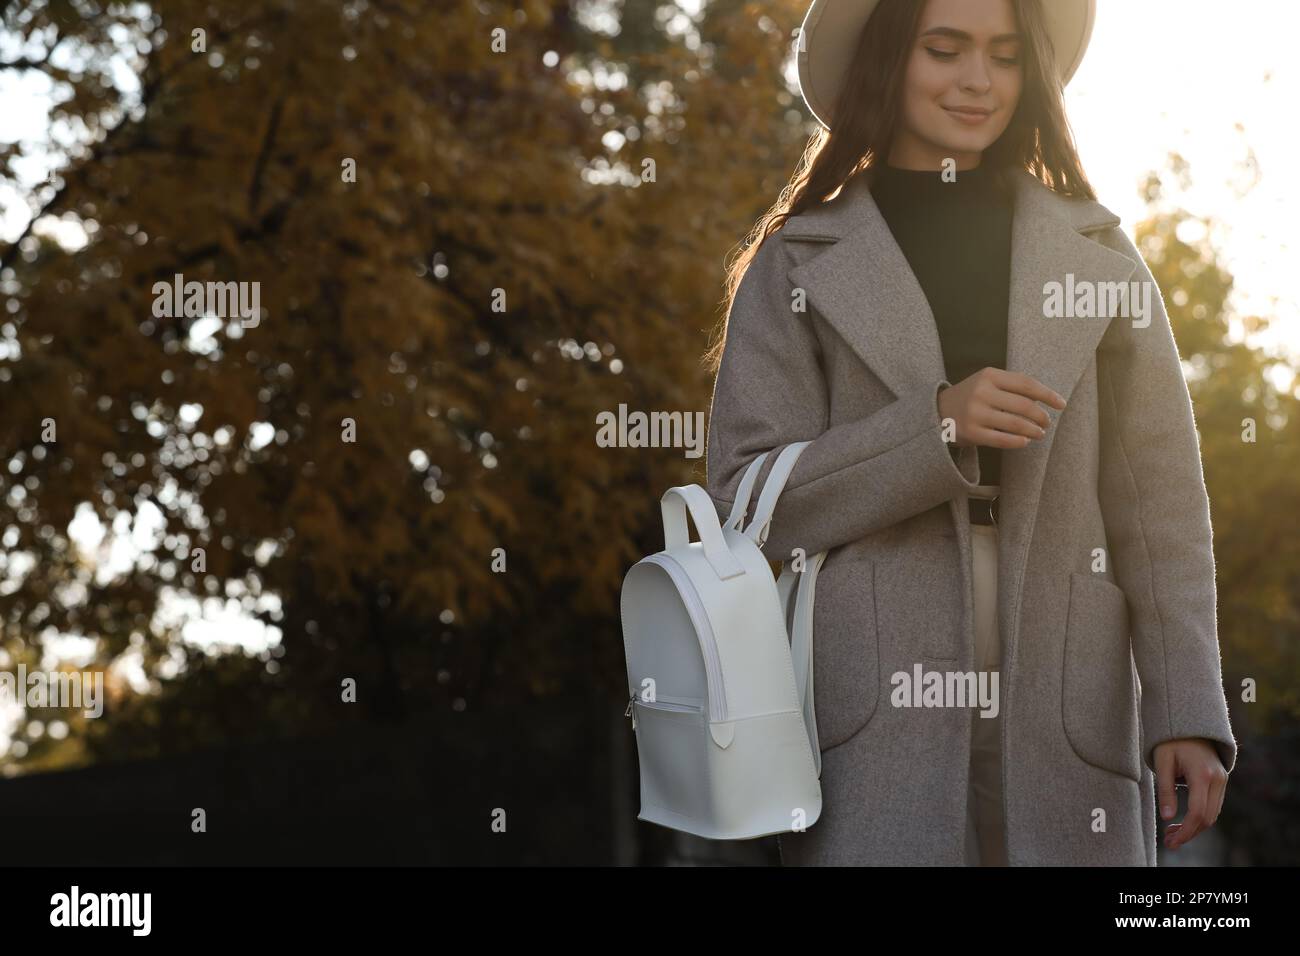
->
[3, 0, 833, 742]
[284, 488, 357, 604]
[396, 568, 449, 617]
[472, 486, 519, 534]
[522, 0, 555, 29]
[215, 221, 244, 261]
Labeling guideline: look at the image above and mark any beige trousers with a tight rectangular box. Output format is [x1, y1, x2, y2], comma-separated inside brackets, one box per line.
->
[964, 486, 1007, 866]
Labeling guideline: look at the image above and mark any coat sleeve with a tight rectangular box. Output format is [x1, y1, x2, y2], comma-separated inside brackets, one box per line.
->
[704, 233, 984, 562]
[1094, 225, 1237, 775]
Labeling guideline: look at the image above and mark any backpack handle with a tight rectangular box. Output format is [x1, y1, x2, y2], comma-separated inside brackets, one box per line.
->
[661, 485, 745, 580]
[745, 441, 813, 549]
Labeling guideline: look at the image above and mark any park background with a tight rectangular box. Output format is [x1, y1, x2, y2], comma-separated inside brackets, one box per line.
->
[0, 0, 1296, 864]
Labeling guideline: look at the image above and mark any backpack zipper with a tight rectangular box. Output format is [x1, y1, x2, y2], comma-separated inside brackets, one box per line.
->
[642, 553, 728, 724]
[624, 691, 702, 730]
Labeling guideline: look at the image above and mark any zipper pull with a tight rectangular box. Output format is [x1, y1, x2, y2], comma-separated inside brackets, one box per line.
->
[626, 689, 640, 730]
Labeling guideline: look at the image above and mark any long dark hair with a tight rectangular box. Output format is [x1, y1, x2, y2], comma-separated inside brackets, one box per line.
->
[703, 0, 1095, 374]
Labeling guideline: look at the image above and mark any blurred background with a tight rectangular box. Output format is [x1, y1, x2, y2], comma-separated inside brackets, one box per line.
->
[0, 0, 1295, 865]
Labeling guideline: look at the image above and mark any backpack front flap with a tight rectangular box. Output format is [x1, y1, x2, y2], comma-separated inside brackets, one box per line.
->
[659, 484, 804, 739]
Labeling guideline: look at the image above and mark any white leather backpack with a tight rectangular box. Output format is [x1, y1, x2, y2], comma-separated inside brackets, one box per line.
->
[619, 441, 829, 840]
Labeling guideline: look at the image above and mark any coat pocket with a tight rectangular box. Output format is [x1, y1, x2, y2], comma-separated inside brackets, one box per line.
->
[812, 556, 879, 752]
[1062, 571, 1141, 782]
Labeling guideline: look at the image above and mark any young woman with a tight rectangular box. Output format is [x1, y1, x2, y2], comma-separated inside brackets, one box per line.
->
[704, 0, 1236, 866]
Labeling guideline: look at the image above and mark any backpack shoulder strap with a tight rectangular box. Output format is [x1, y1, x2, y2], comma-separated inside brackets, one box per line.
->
[745, 441, 812, 548]
[724, 451, 770, 531]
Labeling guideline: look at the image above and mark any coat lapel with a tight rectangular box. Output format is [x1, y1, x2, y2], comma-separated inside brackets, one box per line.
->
[781, 165, 1140, 671]
[783, 172, 947, 400]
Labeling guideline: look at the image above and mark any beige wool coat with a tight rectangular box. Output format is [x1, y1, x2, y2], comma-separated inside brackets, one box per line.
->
[704, 167, 1237, 866]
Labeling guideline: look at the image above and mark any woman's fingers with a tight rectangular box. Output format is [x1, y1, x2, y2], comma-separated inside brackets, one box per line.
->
[991, 369, 1067, 410]
[987, 389, 1054, 431]
[967, 424, 1034, 449]
[982, 407, 1048, 440]
[949, 368, 1066, 449]
[1158, 742, 1227, 850]
[1208, 768, 1227, 827]
[1168, 770, 1209, 849]
[966, 389, 1052, 443]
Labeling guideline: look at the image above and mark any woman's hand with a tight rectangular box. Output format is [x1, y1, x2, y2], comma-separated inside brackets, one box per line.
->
[1155, 738, 1229, 851]
[937, 367, 1067, 448]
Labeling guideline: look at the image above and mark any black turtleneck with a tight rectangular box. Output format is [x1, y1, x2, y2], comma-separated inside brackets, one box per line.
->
[869, 161, 1013, 487]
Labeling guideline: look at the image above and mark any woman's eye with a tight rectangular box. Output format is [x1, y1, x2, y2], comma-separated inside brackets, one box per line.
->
[925, 47, 959, 60]
[993, 53, 1021, 66]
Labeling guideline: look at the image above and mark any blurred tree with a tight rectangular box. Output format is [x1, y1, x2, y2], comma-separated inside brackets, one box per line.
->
[1134, 172, 1300, 741]
[0, 0, 812, 769]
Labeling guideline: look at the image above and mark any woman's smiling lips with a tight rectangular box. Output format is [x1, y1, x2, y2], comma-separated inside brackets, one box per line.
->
[943, 105, 994, 125]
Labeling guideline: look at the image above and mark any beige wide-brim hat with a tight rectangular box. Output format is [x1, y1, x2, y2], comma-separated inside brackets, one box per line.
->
[797, 0, 1096, 130]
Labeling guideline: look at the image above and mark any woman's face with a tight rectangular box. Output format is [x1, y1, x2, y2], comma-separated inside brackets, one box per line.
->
[889, 0, 1024, 170]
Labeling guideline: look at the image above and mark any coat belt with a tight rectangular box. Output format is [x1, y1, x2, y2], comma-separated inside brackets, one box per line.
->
[968, 485, 1001, 526]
